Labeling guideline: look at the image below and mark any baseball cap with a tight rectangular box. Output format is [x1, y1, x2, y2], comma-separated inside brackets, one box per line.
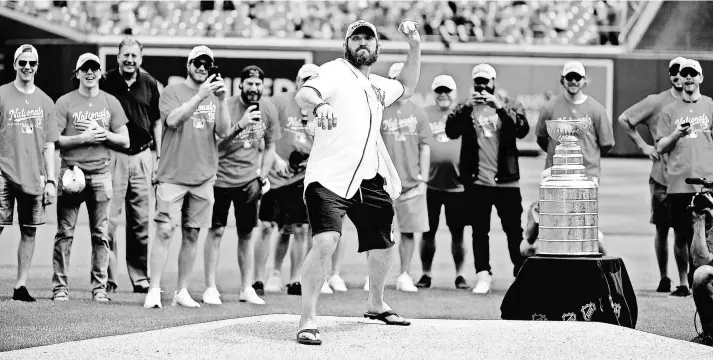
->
[669, 56, 686, 69]
[14, 44, 38, 63]
[187, 45, 214, 63]
[388, 63, 404, 79]
[431, 75, 456, 91]
[240, 65, 265, 81]
[472, 64, 496, 79]
[61, 166, 86, 194]
[345, 20, 378, 41]
[680, 59, 703, 75]
[562, 61, 586, 77]
[297, 64, 319, 80]
[75, 53, 101, 71]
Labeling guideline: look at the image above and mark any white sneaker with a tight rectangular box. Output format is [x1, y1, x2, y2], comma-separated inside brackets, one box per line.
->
[172, 288, 200, 308]
[143, 288, 162, 309]
[202, 287, 222, 305]
[363, 276, 369, 291]
[239, 287, 266, 305]
[395, 272, 418, 292]
[320, 281, 333, 294]
[265, 273, 282, 293]
[328, 275, 348, 292]
[472, 271, 492, 294]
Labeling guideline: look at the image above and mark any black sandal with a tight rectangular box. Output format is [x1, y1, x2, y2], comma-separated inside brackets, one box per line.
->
[364, 310, 411, 326]
[296, 328, 322, 345]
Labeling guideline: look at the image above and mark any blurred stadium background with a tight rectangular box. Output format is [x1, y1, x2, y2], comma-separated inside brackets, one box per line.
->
[1, 0, 712, 155]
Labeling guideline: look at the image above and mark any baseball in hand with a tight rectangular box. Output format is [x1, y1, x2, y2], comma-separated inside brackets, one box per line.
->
[401, 20, 417, 34]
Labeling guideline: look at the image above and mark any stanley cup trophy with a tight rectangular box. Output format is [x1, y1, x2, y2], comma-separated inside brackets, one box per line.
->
[537, 119, 601, 257]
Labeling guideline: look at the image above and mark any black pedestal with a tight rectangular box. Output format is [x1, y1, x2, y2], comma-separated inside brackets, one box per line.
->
[500, 255, 638, 328]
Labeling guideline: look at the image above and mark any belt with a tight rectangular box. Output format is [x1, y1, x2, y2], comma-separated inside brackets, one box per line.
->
[126, 140, 153, 155]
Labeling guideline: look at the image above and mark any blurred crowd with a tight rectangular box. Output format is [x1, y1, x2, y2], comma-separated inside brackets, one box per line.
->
[2, 0, 632, 46]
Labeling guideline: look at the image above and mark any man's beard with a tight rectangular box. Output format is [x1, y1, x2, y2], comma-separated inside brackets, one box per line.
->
[345, 47, 378, 67]
[241, 90, 262, 104]
[188, 71, 206, 84]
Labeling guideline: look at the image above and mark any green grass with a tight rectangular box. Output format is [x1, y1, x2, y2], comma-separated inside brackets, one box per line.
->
[0, 156, 704, 351]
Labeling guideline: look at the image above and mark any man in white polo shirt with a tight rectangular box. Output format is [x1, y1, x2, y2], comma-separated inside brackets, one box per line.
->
[293, 19, 422, 345]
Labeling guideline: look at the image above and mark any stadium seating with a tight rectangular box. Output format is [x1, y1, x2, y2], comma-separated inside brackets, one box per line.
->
[1, 0, 630, 45]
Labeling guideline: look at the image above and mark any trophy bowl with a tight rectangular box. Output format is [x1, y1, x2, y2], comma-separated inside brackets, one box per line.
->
[545, 119, 591, 146]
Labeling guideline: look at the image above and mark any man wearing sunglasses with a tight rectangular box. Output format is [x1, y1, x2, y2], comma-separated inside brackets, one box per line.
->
[0, 44, 59, 302]
[417, 74, 468, 290]
[446, 63, 529, 294]
[100, 37, 160, 295]
[53, 53, 131, 302]
[656, 59, 713, 297]
[143, 46, 231, 309]
[536, 61, 615, 185]
[618, 57, 686, 295]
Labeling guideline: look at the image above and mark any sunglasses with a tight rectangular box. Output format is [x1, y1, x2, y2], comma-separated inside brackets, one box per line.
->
[474, 78, 490, 86]
[669, 65, 680, 76]
[680, 68, 699, 78]
[192, 59, 213, 70]
[17, 60, 38, 68]
[434, 86, 452, 94]
[564, 73, 583, 82]
[79, 64, 100, 73]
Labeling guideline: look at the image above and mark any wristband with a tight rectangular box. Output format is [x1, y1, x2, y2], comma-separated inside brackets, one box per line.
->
[313, 102, 328, 117]
[46, 179, 56, 186]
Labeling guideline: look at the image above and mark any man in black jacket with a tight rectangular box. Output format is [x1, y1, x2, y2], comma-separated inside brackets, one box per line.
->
[445, 63, 529, 294]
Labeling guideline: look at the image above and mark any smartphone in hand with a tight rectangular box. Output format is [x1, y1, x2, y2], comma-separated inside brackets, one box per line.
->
[208, 65, 221, 83]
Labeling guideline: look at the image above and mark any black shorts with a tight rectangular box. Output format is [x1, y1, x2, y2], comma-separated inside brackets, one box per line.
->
[669, 193, 695, 235]
[211, 178, 261, 233]
[649, 178, 671, 227]
[259, 180, 308, 229]
[305, 175, 395, 253]
[425, 188, 466, 236]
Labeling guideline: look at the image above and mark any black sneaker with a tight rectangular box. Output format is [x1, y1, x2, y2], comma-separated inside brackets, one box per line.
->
[252, 281, 265, 296]
[691, 333, 713, 346]
[455, 276, 468, 289]
[656, 277, 671, 292]
[415, 275, 431, 288]
[286, 282, 302, 296]
[671, 285, 691, 297]
[12, 286, 36, 302]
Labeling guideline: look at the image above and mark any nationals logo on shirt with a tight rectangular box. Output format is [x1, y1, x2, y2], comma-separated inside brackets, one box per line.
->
[72, 108, 111, 128]
[7, 107, 45, 135]
[429, 121, 450, 143]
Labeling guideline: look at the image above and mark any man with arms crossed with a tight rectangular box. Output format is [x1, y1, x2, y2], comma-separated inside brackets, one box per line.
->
[202, 65, 279, 305]
[53, 53, 130, 302]
[294, 19, 421, 345]
[656, 59, 713, 297]
[417, 74, 468, 290]
[143, 46, 231, 308]
[101, 37, 161, 294]
[618, 57, 685, 294]
[381, 62, 431, 293]
[0, 45, 58, 301]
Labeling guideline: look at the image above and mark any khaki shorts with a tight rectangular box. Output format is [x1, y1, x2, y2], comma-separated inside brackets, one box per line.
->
[154, 175, 216, 228]
[394, 192, 429, 233]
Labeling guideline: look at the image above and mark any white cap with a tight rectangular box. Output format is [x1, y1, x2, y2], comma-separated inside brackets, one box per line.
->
[680, 59, 703, 75]
[14, 44, 38, 63]
[472, 64, 496, 79]
[388, 62, 404, 79]
[61, 166, 86, 194]
[297, 64, 319, 80]
[669, 57, 686, 68]
[345, 20, 378, 41]
[562, 61, 586, 77]
[431, 75, 456, 91]
[75, 53, 101, 71]
[187, 45, 214, 62]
